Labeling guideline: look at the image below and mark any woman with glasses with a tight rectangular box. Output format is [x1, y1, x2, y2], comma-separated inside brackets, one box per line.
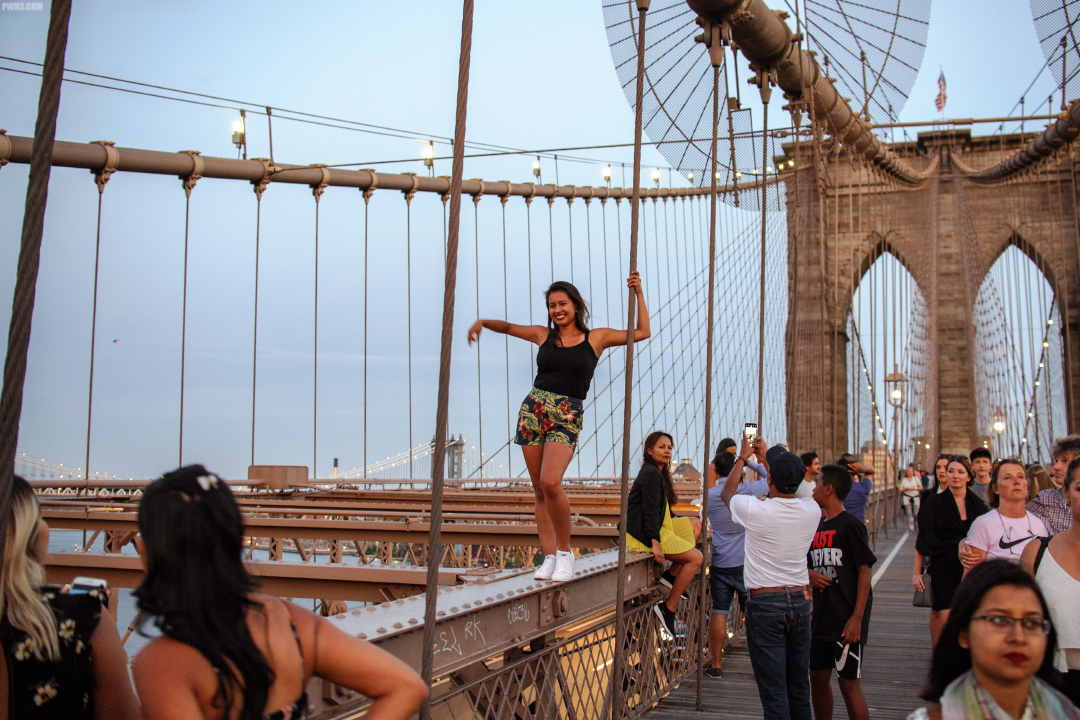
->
[908, 560, 1079, 720]
[1022, 456, 1080, 706]
[960, 459, 1047, 572]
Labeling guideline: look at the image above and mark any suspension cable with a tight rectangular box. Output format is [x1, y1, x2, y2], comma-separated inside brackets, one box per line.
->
[419, 1, 473, 714]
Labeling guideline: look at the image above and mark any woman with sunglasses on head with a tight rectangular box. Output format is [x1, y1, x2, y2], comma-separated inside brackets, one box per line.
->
[914, 454, 953, 593]
[0, 476, 140, 720]
[132, 465, 427, 720]
[960, 459, 1047, 573]
[1022, 456, 1080, 706]
[908, 560, 1079, 720]
[916, 456, 989, 648]
[468, 273, 650, 583]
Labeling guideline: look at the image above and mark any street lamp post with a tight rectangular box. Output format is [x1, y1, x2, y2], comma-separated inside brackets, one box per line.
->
[990, 406, 1007, 457]
[885, 364, 908, 488]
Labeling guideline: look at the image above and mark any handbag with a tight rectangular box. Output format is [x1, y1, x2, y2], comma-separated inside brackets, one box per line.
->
[912, 569, 933, 608]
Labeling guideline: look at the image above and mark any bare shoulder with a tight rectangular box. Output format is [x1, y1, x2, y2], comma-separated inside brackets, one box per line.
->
[133, 635, 211, 691]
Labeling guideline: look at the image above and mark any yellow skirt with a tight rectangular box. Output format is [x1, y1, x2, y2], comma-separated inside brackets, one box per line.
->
[626, 503, 696, 555]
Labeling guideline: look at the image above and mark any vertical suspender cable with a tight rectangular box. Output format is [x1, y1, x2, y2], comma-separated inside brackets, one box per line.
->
[527, 199, 535, 376]
[474, 201, 484, 472]
[502, 198, 511, 477]
[419, 1, 473, 715]
[85, 187, 105, 485]
[611, 3, 648, 717]
[313, 198, 320, 479]
[407, 199, 414, 477]
[0, 0, 72, 553]
[179, 194, 191, 465]
[251, 196, 262, 466]
[756, 93, 770, 429]
[695, 54, 722, 711]
[363, 198, 370, 477]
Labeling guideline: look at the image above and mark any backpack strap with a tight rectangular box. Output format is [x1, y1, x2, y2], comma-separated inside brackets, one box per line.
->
[1033, 535, 1052, 574]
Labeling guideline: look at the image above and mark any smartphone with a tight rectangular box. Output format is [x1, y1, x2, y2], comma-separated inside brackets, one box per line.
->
[69, 576, 108, 595]
[744, 423, 758, 445]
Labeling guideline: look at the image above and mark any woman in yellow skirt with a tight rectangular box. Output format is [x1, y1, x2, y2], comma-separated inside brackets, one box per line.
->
[625, 431, 702, 637]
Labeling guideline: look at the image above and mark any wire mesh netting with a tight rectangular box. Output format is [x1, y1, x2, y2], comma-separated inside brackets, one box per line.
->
[1030, 0, 1080, 103]
[787, 0, 931, 124]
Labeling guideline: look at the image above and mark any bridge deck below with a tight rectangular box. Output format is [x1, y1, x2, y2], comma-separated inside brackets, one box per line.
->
[646, 532, 930, 720]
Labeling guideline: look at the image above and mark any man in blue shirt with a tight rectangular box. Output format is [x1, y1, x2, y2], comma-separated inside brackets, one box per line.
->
[838, 454, 875, 523]
[705, 444, 769, 678]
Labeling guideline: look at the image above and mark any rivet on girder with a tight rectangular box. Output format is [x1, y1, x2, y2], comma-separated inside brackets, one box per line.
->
[309, 164, 330, 203]
[92, 141, 120, 194]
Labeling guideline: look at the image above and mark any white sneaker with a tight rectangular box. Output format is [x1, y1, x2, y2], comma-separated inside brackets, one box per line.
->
[551, 551, 575, 582]
[533, 554, 557, 580]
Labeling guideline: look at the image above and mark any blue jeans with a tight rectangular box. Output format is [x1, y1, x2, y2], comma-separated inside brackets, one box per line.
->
[744, 590, 812, 720]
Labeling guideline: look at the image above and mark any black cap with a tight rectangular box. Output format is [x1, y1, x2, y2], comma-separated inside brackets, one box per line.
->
[969, 447, 992, 462]
[765, 445, 806, 493]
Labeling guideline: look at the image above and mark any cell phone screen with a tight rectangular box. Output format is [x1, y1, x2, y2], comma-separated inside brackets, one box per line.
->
[744, 423, 758, 443]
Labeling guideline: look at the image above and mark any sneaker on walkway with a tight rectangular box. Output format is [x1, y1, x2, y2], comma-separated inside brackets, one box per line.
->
[659, 570, 690, 600]
[551, 551, 575, 582]
[653, 602, 677, 639]
[705, 667, 723, 679]
[533, 554, 557, 581]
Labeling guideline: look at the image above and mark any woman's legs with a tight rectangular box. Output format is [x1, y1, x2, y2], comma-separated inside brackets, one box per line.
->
[524, 442, 575, 552]
[689, 517, 702, 542]
[663, 548, 703, 611]
[930, 609, 947, 648]
[522, 445, 556, 557]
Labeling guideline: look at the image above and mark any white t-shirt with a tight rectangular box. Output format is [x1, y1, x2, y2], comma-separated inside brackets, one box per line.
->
[900, 476, 922, 495]
[729, 494, 821, 589]
[966, 509, 1048, 563]
[795, 478, 815, 499]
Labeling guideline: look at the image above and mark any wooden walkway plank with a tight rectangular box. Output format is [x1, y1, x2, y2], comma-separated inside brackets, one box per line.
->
[645, 531, 931, 719]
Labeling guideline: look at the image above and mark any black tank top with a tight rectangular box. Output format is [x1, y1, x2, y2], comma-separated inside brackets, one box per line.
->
[533, 329, 599, 400]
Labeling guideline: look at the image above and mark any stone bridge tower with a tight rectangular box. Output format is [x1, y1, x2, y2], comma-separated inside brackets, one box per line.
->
[785, 129, 1080, 464]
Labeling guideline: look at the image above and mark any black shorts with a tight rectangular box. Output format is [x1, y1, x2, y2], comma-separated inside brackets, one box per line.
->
[810, 640, 864, 680]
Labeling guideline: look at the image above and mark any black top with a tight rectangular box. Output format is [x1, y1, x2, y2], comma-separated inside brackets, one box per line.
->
[807, 511, 877, 643]
[915, 488, 989, 559]
[625, 463, 666, 546]
[2, 585, 104, 719]
[533, 330, 599, 400]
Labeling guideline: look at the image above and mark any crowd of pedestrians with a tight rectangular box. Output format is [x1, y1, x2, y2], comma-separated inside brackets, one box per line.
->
[4, 433, 1080, 720]
[629, 426, 1080, 720]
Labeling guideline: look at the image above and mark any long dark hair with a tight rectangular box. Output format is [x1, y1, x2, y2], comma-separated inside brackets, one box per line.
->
[643, 431, 678, 507]
[932, 453, 952, 489]
[544, 281, 590, 346]
[922, 560, 1060, 702]
[947, 455, 975, 488]
[135, 465, 273, 720]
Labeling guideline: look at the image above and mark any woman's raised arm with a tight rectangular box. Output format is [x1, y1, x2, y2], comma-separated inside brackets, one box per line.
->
[293, 604, 427, 720]
[593, 272, 651, 350]
[467, 319, 546, 346]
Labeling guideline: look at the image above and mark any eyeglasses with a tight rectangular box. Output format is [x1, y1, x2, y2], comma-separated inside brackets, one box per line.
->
[970, 615, 1051, 636]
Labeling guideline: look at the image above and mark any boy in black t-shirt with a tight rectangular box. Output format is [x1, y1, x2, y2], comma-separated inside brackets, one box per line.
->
[807, 464, 877, 720]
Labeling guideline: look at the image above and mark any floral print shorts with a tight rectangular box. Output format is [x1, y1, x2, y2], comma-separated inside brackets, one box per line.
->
[514, 387, 584, 449]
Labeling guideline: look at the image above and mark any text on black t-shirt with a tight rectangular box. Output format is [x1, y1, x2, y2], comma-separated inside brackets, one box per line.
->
[807, 510, 877, 643]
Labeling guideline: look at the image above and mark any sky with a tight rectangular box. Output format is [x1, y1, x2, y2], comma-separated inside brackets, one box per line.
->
[0, 0, 1065, 480]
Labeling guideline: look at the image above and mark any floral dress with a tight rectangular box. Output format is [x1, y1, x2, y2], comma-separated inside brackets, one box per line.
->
[2, 585, 105, 719]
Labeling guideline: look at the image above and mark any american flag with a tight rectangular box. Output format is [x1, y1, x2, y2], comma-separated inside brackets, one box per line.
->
[935, 71, 947, 112]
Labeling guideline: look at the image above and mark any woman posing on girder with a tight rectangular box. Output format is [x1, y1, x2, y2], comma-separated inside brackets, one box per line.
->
[468, 273, 650, 582]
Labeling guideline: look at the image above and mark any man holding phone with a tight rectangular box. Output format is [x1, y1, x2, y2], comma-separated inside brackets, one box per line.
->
[838, 454, 875, 523]
[722, 435, 820, 720]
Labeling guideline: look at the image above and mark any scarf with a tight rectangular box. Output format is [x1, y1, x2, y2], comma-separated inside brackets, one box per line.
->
[916, 489, 989, 558]
[934, 670, 1080, 720]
